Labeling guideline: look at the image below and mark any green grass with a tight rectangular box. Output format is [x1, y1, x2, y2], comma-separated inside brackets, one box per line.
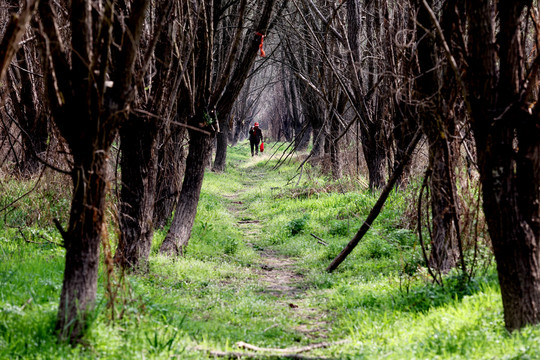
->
[1, 141, 540, 359]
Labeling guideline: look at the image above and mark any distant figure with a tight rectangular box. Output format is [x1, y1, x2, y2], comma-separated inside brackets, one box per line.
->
[249, 122, 263, 156]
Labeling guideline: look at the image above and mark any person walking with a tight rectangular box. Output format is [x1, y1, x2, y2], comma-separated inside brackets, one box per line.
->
[249, 122, 263, 156]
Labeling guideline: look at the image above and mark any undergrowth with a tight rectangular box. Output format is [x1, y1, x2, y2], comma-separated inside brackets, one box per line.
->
[0, 141, 539, 359]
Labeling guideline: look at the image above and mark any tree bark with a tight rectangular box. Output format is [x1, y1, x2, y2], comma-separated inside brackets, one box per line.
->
[153, 124, 186, 228]
[115, 114, 158, 270]
[57, 152, 109, 340]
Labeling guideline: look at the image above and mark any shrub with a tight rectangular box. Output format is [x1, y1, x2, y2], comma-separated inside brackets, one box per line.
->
[329, 220, 349, 236]
[362, 237, 394, 259]
[286, 215, 309, 236]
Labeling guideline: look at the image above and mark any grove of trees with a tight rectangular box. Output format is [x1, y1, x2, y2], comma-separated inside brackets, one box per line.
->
[0, 0, 538, 344]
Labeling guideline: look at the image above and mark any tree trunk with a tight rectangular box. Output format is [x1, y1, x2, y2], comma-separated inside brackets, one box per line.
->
[415, 0, 460, 272]
[361, 133, 386, 190]
[346, 0, 387, 190]
[464, 0, 540, 331]
[306, 94, 325, 160]
[37, 0, 151, 343]
[115, 114, 158, 270]
[311, 119, 325, 160]
[153, 124, 186, 228]
[478, 117, 540, 331]
[392, 107, 417, 188]
[117, 7, 180, 251]
[57, 152, 109, 341]
[329, 93, 346, 180]
[159, 129, 214, 255]
[289, 77, 309, 151]
[427, 138, 458, 271]
[213, 115, 229, 172]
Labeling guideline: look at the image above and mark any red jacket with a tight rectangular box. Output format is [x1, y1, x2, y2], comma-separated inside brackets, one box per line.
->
[249, 127, 263, 142]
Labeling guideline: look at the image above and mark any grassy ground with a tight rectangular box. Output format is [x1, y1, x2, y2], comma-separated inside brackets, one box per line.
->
[1, 141, 540, 359]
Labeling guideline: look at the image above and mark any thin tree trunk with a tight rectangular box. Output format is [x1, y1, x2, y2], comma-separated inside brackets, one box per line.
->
[361, 134, 386, 190]
[415, 0, 460, 271]
[290, 79, 309, 151]
[9, 47, 47, 176]
[311, 118, 325, 159]
[159, 129, 214, 255]
[213, 115, 229, 172]
[347, 0, 387, 190]
[329, 93, 346, 180]
[427, 138, 458, 271]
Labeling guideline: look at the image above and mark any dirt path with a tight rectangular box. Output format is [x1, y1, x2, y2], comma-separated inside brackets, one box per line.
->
[226, 164, 332, 341]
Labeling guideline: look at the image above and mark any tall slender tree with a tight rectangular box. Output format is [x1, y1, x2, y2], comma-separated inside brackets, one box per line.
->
[415, 0, 462, 272]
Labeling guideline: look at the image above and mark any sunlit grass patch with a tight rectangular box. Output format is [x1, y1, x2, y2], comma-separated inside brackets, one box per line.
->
[1, 141, 539, 359]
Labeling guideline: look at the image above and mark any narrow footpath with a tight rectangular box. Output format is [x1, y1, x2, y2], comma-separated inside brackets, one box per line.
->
[226, 157, 333, 342]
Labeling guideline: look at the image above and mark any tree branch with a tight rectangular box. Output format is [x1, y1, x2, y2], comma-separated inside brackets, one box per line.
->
[327, 129, 422, 272]
[0, 0, 39, 83]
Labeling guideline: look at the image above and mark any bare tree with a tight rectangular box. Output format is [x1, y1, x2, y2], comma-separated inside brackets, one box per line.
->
[159, 0, 279, 256]
[37, 0, 151, 342]
[459, 0, 540, 331]
[0, 0, 46, 176]
[115, 0, 192, 270]
[414, 0, 463, 272]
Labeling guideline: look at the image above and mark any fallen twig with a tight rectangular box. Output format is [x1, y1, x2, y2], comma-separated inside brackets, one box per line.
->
[310, 233, 328, 246]
[20, 298, 32, 311]
[200, 349, 331, 359]
[262, 323, 278, 333]
[192, 339, 349, 359]
[17, 227, 63, 247]
[236, 339, 350, 354]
